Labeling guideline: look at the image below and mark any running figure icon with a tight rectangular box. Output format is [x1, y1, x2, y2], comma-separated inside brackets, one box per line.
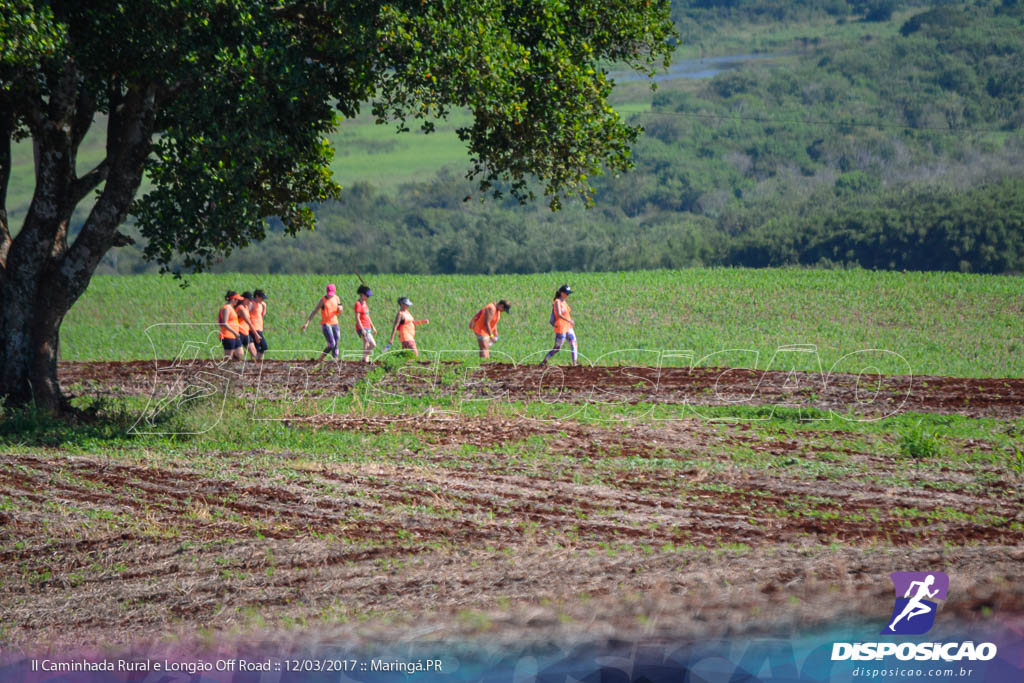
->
[883, 571, 948, 635]
[888, 574, 939, 631]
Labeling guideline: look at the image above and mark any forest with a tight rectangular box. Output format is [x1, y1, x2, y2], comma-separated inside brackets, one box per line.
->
[79, 1, 1024, 275]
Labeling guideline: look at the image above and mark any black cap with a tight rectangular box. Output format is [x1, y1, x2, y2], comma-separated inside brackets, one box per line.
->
[253, 289, 267, 299]
[558, 284, 573, 295]
[398, 297, 412, 306]
[241, 291, 254, 300]
[498, 299, 511, 313]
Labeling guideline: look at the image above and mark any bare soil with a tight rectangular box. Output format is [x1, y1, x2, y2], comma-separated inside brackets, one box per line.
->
[58, 359, 1024, 418]
[1, 361, 1021, 650]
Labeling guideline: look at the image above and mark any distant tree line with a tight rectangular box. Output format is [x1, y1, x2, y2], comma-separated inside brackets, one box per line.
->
[101, 1, 1024, 276]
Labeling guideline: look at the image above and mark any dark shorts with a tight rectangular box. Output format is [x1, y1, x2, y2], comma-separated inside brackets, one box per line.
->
[238, 333, 250, 347]
[254, 331, 268, 353]
[222, 337, 242, 351]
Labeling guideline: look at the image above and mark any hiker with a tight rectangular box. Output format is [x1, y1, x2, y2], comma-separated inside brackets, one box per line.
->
[386, 297, 428, 356]
[236, 292, 259, 359]
[218, 291, 245, 361]
[541, 284, 577, 366]
[300, 283, 342, 362]
[470, 299, 511, 358]
[250, 289, 268, 361]
[354, 284, 378, 363]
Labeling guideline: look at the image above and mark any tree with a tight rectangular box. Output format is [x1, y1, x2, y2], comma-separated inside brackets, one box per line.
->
[0, 0, 675, 413]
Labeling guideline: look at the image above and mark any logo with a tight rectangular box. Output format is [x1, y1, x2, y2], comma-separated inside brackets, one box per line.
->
[882, 572, 948, 635]
[831, 571, 997, 663]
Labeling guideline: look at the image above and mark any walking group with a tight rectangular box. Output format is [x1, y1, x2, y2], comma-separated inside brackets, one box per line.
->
[299, 283, 382, 363]
[217, 290, 268, 361]
[217, 283, 579, 365]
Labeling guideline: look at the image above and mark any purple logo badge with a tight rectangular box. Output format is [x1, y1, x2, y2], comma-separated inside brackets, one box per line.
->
[882, 572, 949, 635]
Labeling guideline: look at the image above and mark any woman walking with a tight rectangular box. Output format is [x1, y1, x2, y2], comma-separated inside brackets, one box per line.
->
[541, 285, 577, 366]
[470, 299, 511, 358]
[236, 292, 260, 359]
[250, 289, 268, 361]
[301, 283, 342, 362]
[387, 297, 428, 356]
[353, 284, 378, 363]
[218, 291, 244, 361]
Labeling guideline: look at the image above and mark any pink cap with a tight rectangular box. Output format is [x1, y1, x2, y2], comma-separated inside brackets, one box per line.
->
[326, 284, 336, 294]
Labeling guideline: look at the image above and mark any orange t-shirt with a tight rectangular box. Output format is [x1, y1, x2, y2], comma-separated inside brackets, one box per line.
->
[354, 300, 371, 329]
[472, 303, 499, 337]
[249, 301, 265, 332]
[552, 299, 573, 334]
[218, 304, 239, 340]
[321, 295, 340, 325]
[397, 310, 417, 342]
[235, 302, 251, 336]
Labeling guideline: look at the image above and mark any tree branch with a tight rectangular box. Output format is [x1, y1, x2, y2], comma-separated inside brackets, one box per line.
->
[71, 86, 96, 151]
[111, 231, 135, 247]
[61, 83, 157, 300]
[0, 103, 13, 272]
[4, 60, 80, 279]
[70, 160, 109, 206]
[105, 82, 126, 161]
[47, 60, 80, 135]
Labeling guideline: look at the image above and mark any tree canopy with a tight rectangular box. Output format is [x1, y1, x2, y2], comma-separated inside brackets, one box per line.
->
[0, 0, 675, 412]
[2, 0, 674, 272]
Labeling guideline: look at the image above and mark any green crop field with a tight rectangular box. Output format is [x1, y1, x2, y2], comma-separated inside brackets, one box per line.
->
[62, 268, 1023, 377]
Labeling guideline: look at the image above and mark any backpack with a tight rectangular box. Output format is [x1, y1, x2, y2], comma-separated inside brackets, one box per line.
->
[549, 300, 558, 326]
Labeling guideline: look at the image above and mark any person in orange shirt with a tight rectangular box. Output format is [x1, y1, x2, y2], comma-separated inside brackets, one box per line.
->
[541, 284, 577, 366]
[353, 285, 378, 364]
[300, 283, 342, 362]
[250, 289, 268, 361]
[218, 290, 245, 361]
[236, 292, 260, 359]
[386, 297, 428, 356]
[470, 299, 511, 358]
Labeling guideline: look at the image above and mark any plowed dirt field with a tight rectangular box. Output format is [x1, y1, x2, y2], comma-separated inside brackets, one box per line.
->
[1, 361, 1021, 649]
[58, 359, 1024, 418]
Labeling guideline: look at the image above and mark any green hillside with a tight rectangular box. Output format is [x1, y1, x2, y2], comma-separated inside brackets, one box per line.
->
[7, 1, 1024, 275]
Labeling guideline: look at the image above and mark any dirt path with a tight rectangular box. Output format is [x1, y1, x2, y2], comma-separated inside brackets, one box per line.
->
[59, 360, 1024, 418]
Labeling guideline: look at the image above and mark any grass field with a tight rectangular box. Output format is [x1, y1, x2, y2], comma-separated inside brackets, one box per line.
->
[62, 268, 1023, 377]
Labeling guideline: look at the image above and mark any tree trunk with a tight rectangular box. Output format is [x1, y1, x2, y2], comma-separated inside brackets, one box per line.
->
[0, 281, 67, 414]
[0, 70, 155, 416]
[0, 105, 12, 267]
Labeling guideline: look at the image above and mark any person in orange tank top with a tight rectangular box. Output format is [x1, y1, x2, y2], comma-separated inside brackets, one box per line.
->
[387, 297, 428, 356]
[301, 283, 342, 362]
[353, 285, 378, 364]
[237, 292, 259, 359]
[470, 299, 511, 358]
[218, 290, 244, 361]
[541, 284, 577, 366]
[250, 289, 268, 361]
